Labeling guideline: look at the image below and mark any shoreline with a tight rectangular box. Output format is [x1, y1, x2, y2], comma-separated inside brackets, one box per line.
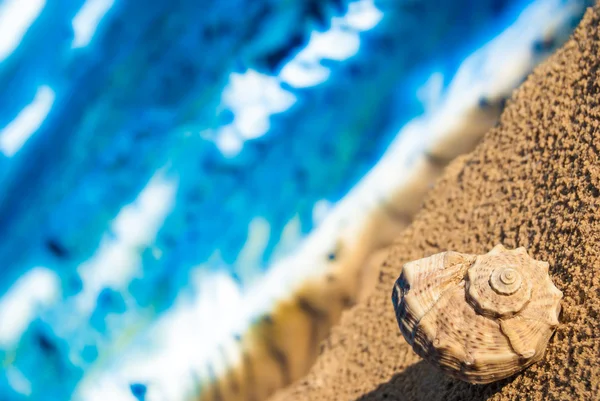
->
[273, 4, 600, 400]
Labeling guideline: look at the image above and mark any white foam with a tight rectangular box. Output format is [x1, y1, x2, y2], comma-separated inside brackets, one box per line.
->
[279, 61, 331, 88]
[5, 367, 32, 396]
[312, 199, 333, 226]
[71, 0, 115, 49]
[0, 0, 45, 63]
[270, 214, 303, 263]
[0, 85, 55, 157]
[75, 170, 178, 314]
[301, 29, 361, 62]
[417, 72, 444, 113]
[216, 0, 382, 156]
[234, 103, 271, 140]
[222, 69, 296, 113]
[218, 69, 296, 151]
[343, 0, 384, 31]
[80, 381, 137, 401]
[214, 125, 243, 157]
[235, 217, 271, 283]
[75, 271, 246, 401]
[280, 0, 383, 88]
[0, 267, 60, 347]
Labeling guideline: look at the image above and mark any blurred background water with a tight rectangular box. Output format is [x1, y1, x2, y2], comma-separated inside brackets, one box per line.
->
[0, 0, 592, 400]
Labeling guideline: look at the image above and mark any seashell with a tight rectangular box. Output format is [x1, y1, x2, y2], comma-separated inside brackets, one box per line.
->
[391, 244, 563, 384]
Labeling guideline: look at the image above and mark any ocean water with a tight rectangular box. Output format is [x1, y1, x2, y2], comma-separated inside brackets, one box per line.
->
[0, 0, 592, 400]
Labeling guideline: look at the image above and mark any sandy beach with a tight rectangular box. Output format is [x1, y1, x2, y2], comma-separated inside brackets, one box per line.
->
[272, 4, 600, 400]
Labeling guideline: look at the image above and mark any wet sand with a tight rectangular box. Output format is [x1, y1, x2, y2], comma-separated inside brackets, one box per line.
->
[272, 4, 600, 401]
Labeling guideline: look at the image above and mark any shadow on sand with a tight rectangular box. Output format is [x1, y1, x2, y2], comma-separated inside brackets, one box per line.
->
[354, 360, 518, 401]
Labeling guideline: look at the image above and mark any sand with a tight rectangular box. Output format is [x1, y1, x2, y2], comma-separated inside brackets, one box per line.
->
[271, 4, 600, 401]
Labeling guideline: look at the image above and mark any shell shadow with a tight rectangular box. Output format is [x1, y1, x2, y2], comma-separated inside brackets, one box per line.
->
[353, 359, 518, 401]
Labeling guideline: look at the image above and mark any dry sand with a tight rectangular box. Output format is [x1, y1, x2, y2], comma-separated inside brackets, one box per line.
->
[271, 4, 600, 401]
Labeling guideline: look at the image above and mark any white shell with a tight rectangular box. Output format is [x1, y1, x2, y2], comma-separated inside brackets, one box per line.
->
[392, 245, 563, 384]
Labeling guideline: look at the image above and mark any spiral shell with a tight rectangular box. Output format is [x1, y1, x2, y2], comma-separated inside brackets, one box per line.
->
[391, 244, 563, 384]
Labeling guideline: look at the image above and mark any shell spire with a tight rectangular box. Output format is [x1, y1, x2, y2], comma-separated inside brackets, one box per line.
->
[391, 245, 563, 384]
